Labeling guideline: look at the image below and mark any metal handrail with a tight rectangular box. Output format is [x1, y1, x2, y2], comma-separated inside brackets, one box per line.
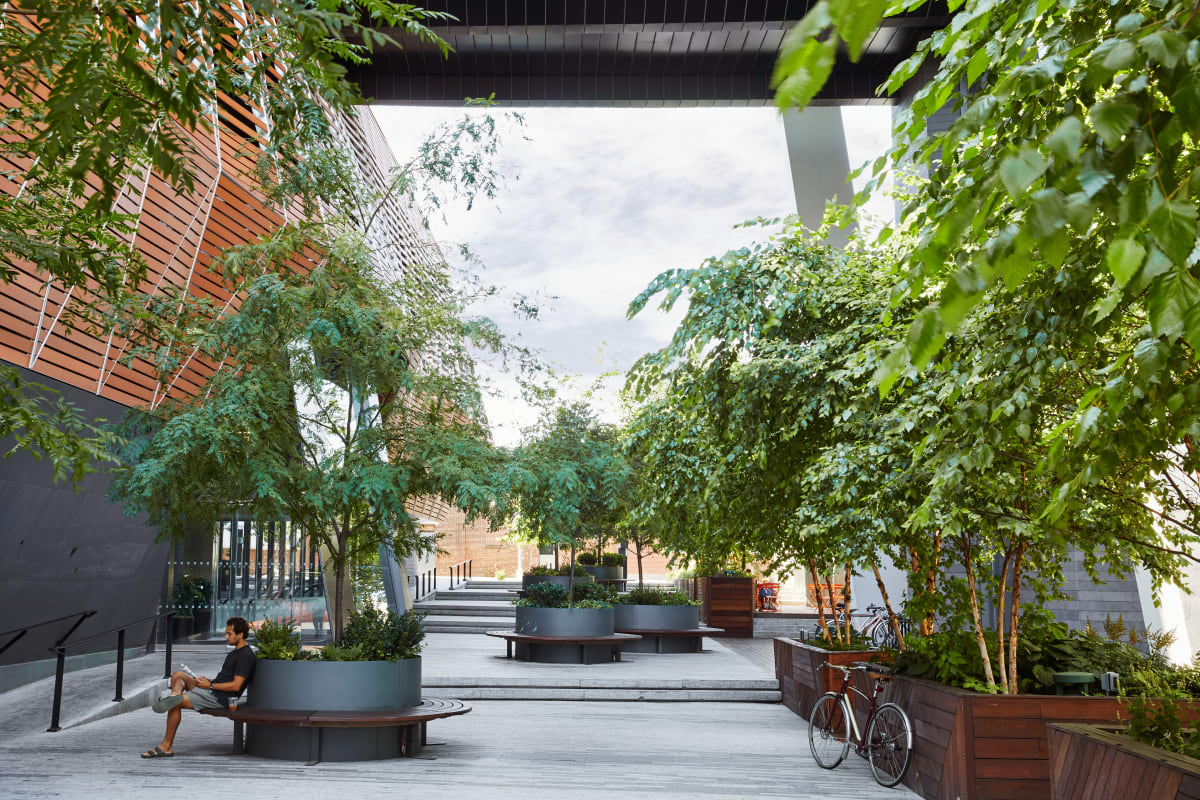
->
[448, 559, 472, 589]
[46, 610, 176, 732]
[0, 610, 97, 659]
[410, 568, 436, 601]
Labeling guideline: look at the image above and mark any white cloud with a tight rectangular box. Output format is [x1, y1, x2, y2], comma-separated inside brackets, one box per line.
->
[372, 105, 890, 446]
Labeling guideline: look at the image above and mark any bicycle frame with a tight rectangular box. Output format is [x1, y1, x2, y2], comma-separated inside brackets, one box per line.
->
[828, 665, 888, 753]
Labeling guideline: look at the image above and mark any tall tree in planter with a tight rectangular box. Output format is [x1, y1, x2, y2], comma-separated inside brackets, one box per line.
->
[108, 125, 519, 640]
[502, 402, 631, 601]
[0, 0, 450, 483]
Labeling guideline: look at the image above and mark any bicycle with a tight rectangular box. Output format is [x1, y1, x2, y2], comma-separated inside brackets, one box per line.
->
[860, 604, 899, 650]
[808, 661, 913, 787]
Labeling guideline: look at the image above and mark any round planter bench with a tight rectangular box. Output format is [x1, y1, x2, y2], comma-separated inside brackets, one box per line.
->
[521, 574, 593, 590]
[492, 606, 636, 663]
[232, 658, 438, 761]
[613, 604, 718, 653]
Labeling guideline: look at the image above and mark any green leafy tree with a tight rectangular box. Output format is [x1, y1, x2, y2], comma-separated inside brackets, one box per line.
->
[501, 401, 632, 601]
[0, 1, 450, 482]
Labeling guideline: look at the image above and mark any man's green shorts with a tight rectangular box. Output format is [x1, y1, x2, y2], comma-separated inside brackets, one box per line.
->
[187, 688, 226, 710]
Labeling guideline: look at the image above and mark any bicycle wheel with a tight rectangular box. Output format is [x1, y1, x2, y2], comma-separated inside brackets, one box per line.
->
[808, 692, 850, 769]
[870, 620, 891, 649]
[866, 702, 913, 787]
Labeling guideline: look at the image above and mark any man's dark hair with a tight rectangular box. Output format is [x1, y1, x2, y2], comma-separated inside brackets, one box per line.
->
[226, 617, 250, 638]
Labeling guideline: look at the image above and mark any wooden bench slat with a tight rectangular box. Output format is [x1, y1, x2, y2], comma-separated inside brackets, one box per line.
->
[196, 697, 470, 728]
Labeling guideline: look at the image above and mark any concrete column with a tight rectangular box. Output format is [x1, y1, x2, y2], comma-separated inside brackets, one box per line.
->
[782, 107, 855, 246]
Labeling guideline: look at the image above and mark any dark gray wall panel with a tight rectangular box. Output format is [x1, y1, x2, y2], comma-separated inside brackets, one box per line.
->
[0, 360, 165, 667]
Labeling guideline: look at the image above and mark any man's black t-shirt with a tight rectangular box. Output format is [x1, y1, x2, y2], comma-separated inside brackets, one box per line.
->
[211, 644, 257, 703]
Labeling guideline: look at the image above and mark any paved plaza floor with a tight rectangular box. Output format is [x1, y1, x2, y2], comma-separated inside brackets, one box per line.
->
[0, 636, 917, 799]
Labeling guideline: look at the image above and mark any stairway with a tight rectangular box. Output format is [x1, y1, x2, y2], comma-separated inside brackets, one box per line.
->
[415, 579, 519, 634]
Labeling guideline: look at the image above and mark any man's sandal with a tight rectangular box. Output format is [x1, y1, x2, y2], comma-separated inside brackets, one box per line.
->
[140, 746, 173, 758]
[152, 694, 184, 713]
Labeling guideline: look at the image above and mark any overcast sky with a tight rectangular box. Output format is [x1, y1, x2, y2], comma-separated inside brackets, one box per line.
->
[372, 106, 891, 447]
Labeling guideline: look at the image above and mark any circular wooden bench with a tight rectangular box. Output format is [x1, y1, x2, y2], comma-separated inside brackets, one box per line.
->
[613, 626, 724, 654]
[197, 697, 470, 764]
[485, 630, 642, 664]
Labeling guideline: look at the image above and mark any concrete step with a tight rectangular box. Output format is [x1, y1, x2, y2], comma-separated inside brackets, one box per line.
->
[423, 676, 780, 691]
[414, 600, 516, 617]
[421, 615, 514, 634]
[427, 687, 782, 702]
[431, 589, 517, 602]
[462, 579, 523, 590]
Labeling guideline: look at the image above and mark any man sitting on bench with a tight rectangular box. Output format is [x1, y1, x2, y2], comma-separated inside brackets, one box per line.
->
[140, 616, 257, 759]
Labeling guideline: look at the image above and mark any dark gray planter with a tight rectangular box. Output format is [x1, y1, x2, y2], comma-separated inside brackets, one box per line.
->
[521, 573, 592, 590]
[514, 606, 614, 637]
[582, 565, 623, 581]
[245, 658, 422, 761]
[613, 604, 700, 631]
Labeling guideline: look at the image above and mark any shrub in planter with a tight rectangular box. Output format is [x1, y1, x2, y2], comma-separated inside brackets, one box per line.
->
[255, 616, 304, 660]
[525, 565, 558, 576]
[576, 551, 598, 566]
[600, 553, 626, 568]
[557, 563, 591, 577]
[618, 586, 696, 606]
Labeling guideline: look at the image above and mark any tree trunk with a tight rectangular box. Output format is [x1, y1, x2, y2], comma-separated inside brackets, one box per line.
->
[995, 547, 1013, 691]
[960, 531, 996, 688]
[1008, 541, 1025, 695]
[808, 559, 833, 643]
[871, 561, 905, 650]
[333, 545, 347, 643]
[842, 563, 853, 643]
[922, 531, 943, 636]
[825, 568, 844, 644]
[568, 542, 576, 603]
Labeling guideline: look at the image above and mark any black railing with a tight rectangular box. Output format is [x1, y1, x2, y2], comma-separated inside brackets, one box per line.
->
[448, 559, 471, 590]
[0, 610, 97, 660]
[46, 610, 176, 732]
[410, 568, 436, 601]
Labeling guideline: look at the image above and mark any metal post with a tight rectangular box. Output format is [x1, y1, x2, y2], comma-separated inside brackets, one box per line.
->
[164, 615, 173, 679]
[113, 629, 125, 702]
[468, 560, 472, 578]
[48, 650, 65, 732]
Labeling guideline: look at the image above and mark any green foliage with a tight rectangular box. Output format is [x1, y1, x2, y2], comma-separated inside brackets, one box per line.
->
[0, 0, 451, 483]
[254, 618, 302, 661]
[514, 580, 614, 609]
[812, 634, 880, 653]
[172, 576, 212, 619]
[525, 566, 559, 576]
[516, 581, 569, 608]
[619, 586, 698, 606]
[1125, 696, 1200, 759]
[316, 642, 368, 662]
[339, 606, 426, 661]
[576, 551, 598, 566]
[557, 563, 592, 577]
[600, 553, 626, 567]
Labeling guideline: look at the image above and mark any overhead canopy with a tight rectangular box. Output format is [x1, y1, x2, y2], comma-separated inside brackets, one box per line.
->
[348, 1, 949, 107]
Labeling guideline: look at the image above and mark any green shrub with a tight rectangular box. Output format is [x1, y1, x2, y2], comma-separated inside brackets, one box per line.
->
[573, 581, 616, 605]
[317, 642, 367, 661]
[619, 586, 696, 606]
[572, 600, 612, 610]
[576, 551, 598, 566]
[525, 565, 558, 576]
[172, 575, 212, 619]
[600, 553, 626, 567]
[340, 606, 426, 661]
[255, 617, 302, 661]
[557, 563, 590, 577]
[516, 581, 569, 608]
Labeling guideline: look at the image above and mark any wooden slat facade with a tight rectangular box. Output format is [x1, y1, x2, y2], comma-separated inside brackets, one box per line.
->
[701, 576, 754, 637]
[775, 637, 1200, 800]
[774, 637, 878, 720]
[1049, 724, 1200, 800]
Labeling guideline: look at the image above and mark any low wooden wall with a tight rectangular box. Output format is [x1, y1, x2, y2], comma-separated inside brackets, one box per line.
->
[1048, 724, 1200, 800]
[774, 638, 877, 718]
[702, 577, 753, 637]
[774, 637, 1200, 800]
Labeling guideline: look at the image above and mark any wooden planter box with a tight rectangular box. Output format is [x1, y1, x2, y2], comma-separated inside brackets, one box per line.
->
[774, 637, 1200, 800]
[774, 637, 878, 719]
[701, 577, 754, 637]
[1048, 723, 1200, 799]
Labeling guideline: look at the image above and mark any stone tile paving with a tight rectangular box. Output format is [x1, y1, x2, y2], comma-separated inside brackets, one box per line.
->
[0, 699, 914, 799]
